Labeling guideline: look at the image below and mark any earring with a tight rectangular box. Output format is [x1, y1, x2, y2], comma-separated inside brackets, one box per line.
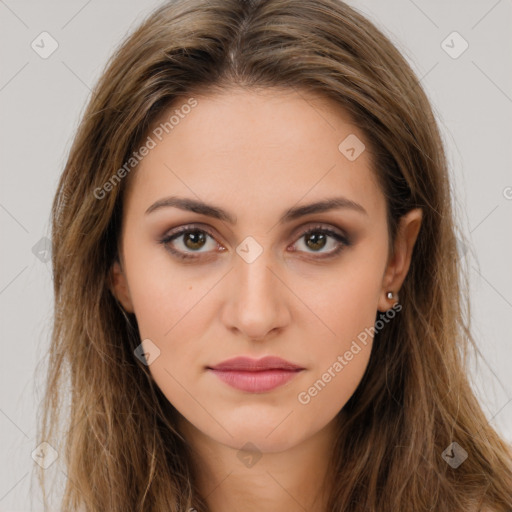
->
[387, 291, 399, 304]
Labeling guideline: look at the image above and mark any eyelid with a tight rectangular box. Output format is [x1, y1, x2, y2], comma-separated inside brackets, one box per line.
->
[162, 221, 348, 241]
[290, 222, 348, 241]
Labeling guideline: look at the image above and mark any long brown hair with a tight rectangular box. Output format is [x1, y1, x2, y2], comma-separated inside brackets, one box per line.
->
[36, 0, 512, 510]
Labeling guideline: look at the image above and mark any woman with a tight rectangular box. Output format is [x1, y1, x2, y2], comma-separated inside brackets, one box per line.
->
[37, 0, 512, 510]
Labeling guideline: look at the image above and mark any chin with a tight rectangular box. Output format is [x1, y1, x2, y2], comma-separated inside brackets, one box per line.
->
[212, 418, 314, 455]
[223, 432, 302, 455]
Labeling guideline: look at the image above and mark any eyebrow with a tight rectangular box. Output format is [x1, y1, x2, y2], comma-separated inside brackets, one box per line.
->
[145, 195, 368, 223]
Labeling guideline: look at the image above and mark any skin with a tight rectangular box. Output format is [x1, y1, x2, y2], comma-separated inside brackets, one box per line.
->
[110, 87, 422, 512]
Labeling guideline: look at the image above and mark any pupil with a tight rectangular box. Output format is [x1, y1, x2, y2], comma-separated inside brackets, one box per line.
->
[306, 232, 326, 251]
[185, 231, 206, 250]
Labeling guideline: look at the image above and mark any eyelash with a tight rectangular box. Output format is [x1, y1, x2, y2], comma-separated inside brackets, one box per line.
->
[158, 223, 351, 261]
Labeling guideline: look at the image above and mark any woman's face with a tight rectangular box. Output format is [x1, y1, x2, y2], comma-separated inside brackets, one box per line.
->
[111, 87, 420, 453]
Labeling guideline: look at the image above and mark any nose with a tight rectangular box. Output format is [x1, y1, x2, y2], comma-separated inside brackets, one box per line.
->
[221, 248, 290, 341]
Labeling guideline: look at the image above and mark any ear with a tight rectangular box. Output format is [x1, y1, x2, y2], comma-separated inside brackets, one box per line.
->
[109, 259, 135, 313]
[377, 208, 423, 312]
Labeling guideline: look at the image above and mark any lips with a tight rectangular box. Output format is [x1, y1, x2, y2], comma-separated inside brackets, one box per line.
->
[207, 356, 304, 393]
[207, 356, 304, 372]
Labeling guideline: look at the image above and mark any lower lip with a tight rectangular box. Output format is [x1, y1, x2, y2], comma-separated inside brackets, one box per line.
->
[208, 369, 303, 393]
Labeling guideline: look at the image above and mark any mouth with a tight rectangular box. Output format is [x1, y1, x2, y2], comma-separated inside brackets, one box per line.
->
[206, 356, 305, 393]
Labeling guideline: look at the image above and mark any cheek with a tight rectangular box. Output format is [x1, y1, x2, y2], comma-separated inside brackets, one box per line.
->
[122, 233, 212, 338]
[290, 245, 386, 420]
[296, 345, 372, 417]
[293, 244, 386, 346]
[292, 282, 378, 437]
[122, 238, 225, 361]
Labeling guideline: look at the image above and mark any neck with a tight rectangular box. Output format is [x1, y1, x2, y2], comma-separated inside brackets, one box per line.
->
[178, 416, 338, 512]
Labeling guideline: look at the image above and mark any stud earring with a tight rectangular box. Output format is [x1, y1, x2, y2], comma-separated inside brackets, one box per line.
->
[385, 291, 400, 310]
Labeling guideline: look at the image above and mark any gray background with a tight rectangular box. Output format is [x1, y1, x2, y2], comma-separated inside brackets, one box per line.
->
[1, 0, 511, 510]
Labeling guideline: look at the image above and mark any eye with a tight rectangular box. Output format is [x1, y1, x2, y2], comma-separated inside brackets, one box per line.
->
[159, 225, 221, 260]
[159, 223, 350, 261]
[289, 224, 350, 258]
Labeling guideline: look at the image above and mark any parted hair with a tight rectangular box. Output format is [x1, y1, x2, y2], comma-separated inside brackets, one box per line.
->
[37, 0, 512, 510]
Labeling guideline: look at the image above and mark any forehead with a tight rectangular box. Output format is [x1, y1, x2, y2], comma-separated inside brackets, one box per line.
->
[123, 87, 384, 221]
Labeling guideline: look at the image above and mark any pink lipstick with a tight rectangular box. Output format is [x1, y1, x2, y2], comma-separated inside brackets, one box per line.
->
[207, 356, 304, 393]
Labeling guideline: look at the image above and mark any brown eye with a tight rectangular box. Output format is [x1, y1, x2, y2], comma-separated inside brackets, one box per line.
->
[291, 225, 350, 258]
[304, 231, 328, 251]
[159, 226, 219, 260]
[182, 230, 207, 250]
[159, 223, 350, 262]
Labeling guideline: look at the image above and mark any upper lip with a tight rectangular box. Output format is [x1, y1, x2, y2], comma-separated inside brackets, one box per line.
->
[207, 356, 304, 371]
